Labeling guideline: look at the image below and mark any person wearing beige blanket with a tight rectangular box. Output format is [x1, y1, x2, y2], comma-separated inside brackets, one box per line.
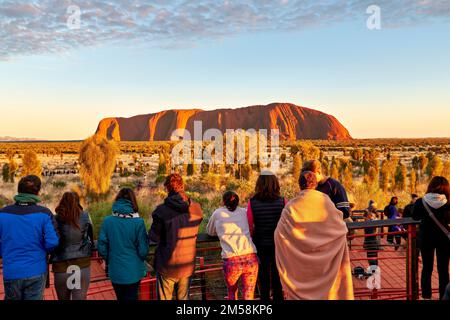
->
[275, 171, 354, 300]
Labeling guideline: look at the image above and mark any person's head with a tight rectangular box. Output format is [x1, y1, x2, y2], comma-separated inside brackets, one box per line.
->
[299, 171, 318, 190]
[410, 194, 419, 204]
[302, 160, 324, 183]
[115, 188, 139, 213]
[18, 175, 41, 195]
[56, 192, 83, 229]
[368, 200, 377, 209]
[364, 210, 376, 221]
[426, 176, 450, 201]
[254, 172, 281, 201]
[390, 196, 398, 206]
[223, 191, 239, 212]
[164, 173, 184, 195]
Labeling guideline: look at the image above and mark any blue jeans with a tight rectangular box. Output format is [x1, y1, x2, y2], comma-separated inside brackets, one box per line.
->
[3, 273, 47, 300]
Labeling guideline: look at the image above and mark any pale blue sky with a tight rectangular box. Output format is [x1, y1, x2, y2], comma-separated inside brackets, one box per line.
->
[1, 1, 449, 140]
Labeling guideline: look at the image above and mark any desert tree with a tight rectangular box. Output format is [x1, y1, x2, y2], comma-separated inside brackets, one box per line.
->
[187, 163, 195, 176]
[2, 163, 10, 183]
[342, 162, 353, 190]
[409, 169, 417, 194]
[321, 158, 330, 177]
[442, 161, 450, 181]
[380, 160, 391, 192]
[394, 162, 407, 192]
[363, 166, 379, 190]
[241, 164, 253, 181]
[428, 155, 443, 180]
[330, 158, 340, 181]
[8, 157, 18, 182]
[79, 135, 119, 197]
[21, 150, 42, 177]
[157, 152, 167, 175]
[418, 154, 428, 181]
[292, 153, 302, 181]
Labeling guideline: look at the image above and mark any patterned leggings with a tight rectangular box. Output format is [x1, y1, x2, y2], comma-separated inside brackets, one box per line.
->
[223, 253, 259, 300]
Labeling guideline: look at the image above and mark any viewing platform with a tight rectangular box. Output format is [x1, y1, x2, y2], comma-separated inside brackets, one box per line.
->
[0, 218, 441, 300]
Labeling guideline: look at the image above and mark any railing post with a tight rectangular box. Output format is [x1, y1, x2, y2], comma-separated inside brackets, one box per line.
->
[371, 288, 378, 300]
[406, 224, 419, 300]
[139, 274, 152, 300]
[199, 257, 207, 301]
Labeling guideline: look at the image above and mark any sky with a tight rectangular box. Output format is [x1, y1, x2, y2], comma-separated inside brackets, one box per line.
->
[1, 0, 450, 140]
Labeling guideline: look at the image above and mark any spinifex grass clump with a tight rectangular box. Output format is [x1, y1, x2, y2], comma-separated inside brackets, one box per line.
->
[79, 135, 118, 199]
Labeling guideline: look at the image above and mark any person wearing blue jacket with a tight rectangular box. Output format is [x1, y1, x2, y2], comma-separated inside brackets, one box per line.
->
[98, 188, 149, 300]
[0, 175, 59, 300]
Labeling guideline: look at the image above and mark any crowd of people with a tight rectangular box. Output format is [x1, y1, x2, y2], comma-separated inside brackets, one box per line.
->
[0, 158, 449, 301]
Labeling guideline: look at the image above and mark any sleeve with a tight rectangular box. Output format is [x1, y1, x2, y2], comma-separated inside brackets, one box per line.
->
[136, 220, 149, 260]
[386, 206, 396, 219]
[97, 221, 109, 261]
[246, 201, 254, 236]
[43, 214, 60, 252]
[86, 213, 95, 246]
[412, 201, 423, 222]
[148, 211, 163, 243]
[206, 211, 217, 236]
[334, 183, 351, 219]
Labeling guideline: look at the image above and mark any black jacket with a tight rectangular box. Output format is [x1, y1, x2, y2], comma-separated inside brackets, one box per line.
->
[50, 212, 94, 263]
[412, 199, 450, 248]
[250, 196, 285, 248]
[149, 192, 203, 278]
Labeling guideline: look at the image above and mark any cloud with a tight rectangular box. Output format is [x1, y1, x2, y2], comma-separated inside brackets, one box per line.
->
[0, 0, 449, 60]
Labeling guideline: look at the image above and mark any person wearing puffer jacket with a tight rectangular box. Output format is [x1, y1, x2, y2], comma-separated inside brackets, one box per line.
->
[413, 176, 450, 300]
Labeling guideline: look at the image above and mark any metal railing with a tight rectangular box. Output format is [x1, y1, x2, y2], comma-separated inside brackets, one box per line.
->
[0, 217, 422, 300]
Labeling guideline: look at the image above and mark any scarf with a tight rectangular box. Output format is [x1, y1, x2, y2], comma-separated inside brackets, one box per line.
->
[112, 198, 139, 218]
[424, 193, 448, 209]
[14, 193, 41, 204]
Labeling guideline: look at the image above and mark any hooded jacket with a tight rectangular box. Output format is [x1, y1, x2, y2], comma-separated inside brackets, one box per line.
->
[0, 203, 59, 280]
[98, 212, 149, 285]
[149, 192, 203, 279]
[413, 194, 450, 246]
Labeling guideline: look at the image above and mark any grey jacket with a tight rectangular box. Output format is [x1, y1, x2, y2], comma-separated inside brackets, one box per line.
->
[50, 212, 94, 263]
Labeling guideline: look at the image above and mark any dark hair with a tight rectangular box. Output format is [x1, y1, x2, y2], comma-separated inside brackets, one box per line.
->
[427, 176, 450, 201]
[302, 160, 322, 173]
[164, 173, 184, 194]
[390, 197, 398, 205]
[299, 171, 318, 190]
[18, 175, 41, 195]
[56, 192, 83, 229]
[411, 194, 419, 199]
[115, 188, 139, 213]
[254, 174, 281, 201]
[223, 191, 239, 212]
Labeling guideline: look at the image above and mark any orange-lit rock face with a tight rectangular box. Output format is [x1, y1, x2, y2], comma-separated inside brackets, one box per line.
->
[95, 103, 352, 141]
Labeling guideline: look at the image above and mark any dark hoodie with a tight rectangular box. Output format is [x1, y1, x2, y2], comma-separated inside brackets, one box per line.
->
[149, 192, 203, 279]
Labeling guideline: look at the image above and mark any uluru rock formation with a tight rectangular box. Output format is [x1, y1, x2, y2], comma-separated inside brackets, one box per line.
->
[96, 103, 352, 141]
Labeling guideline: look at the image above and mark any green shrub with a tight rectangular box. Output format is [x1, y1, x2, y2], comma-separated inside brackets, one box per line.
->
[87, 201, 113, 239]
[52, 180, 67, 189]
